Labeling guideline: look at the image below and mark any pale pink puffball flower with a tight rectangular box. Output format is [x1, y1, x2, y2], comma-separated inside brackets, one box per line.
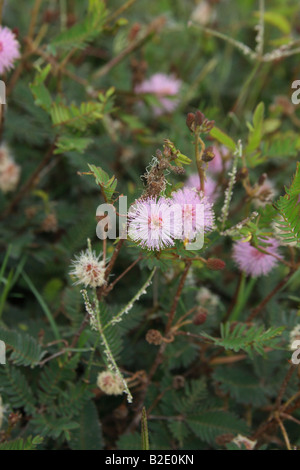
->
[0, 26, 20, 75]
[134, 73, 182, 116]
[232, 238, 281, 277]
[171, 187, 214, 241]
[128, 197, 182, 251]
[185, 173, 219, 204]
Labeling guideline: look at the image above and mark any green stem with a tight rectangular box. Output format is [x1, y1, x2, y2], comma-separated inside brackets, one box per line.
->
[104, 268, 156, 330]
[141, 407, 150, 450]
[94, 290, 133, 403]
[229, 274, 256, 322]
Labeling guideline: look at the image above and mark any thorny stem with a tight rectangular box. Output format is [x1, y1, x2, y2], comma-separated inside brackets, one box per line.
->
[275, 364, 297, 409]
[104, 239, 125, 281]
[165, 261, 192, 334]
[195, 132, 205, 193]
[106, 0, 138, 24]
[93, 17, 166, 80]
[125, 342, 167, 434]
[104, 254, 143, 295]
[28, 0, 43, 41]
[95, 292, 133, 403]
[219, 140, 241, 231]
[104, 268, 156, 331]
[96, 239, 125, 301]
[247, 269, 296, 322]
[126, 264, 194, 432]
[70, 313, 90, 349]
[275, 413, 292, 451]
[252, 364, 299, 443]
[0, 0, 4, 25]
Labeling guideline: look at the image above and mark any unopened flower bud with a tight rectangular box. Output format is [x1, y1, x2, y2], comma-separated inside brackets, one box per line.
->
[186, 113, 195, 131]
[146, 329, 162, 345]
[155, 149, 163, 159]
[203, 119, 215, 132]
[195, 110, 205, 127]
[172, 166, 186, 175]
[207, 258, 226, 271]
[238, 167, 249, 180]
[193, 307, 208, 325]
[41, 213, 58, 233]
[258, 173, 267, 186]
[172, 375, 185, 389]
[203, 146, 215, 162]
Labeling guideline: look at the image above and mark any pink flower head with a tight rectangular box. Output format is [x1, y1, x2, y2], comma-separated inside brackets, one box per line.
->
[209, 145, 231, 174]
[232, 237, 281, 277]
[185, 173, 219, 203]
[0, 26, 20, 75]
[135, 73, 181, 116]
[171, 187, 214, 241]
[128, 197, 181, 251]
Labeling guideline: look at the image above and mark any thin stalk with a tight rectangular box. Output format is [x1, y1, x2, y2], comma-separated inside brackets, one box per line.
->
[195, 133, 205, 193]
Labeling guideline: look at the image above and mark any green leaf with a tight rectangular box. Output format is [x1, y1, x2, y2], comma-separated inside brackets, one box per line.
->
[202, 323, 285, 358]
[30, 65, 52, 112]
[213, 366, 268, 406]
[210, 127, 236, 151]
[262, 12, 291, 34]
[51, 0, 107, 50]
[88, 164, 117, 201]
[0, 365, 37, 413]
[0, 436, 44, 451]
[70, 401, 103, 450]
[246, 102, 265, 155]
[187, 410, 248, 445]
[55, 135, 93, 154]
[0, 327, 46, 367]
[273, 162, 300, 246]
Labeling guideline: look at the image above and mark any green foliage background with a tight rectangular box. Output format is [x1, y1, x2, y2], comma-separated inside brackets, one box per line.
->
[0, 0, 300, 450]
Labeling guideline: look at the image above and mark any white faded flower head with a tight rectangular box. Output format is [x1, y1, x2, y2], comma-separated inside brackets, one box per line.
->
[289, 324, 300, 351]
[70, 249, 106, 288]
[97, 371, 124, 396]
[253, 178, 277, 208]
[232, 434, 257, 450]
[0, 144, 21, 194]
[196, 286, 219, 311]
[190, 0, 216, 26]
